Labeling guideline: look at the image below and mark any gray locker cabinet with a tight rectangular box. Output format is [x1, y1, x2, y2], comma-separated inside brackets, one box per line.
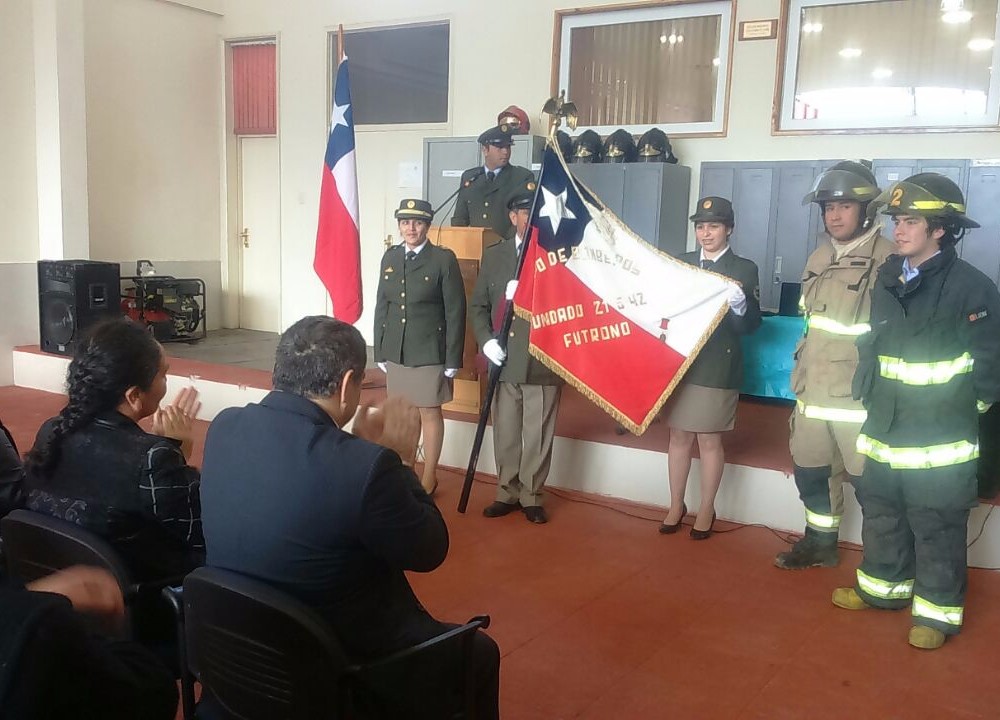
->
[569, 163, 626, 217]
[422, 135, 546, 227]
[735, 167, 777, 309]
[872, 159, 967, 196]
[963, 165, 1000, 285]
[771, 164, 825, 309]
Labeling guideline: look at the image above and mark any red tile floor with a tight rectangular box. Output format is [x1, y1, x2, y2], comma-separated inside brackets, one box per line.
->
[3, 385, 1000, 719]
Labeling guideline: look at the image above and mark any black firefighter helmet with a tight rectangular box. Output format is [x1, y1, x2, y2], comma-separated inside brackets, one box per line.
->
[802, 160, 880, 206]
[637, 128, 677, 164]
[554, 130, 573, 161]
[602, 129, 637, 163]
[570, 130, 603, 164]
[873, 172, 980, 230]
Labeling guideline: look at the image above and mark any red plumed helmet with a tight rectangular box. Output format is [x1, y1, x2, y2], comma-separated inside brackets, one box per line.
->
[497, 105, 530, 134]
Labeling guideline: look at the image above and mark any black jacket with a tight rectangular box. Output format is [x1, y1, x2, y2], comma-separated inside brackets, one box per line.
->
[22, 412, 204, 582]
[0, 420, 23, 519]
[200, 391, 450, 660]
[854, 247, 1000, 453]
[678, 249, 762, 389]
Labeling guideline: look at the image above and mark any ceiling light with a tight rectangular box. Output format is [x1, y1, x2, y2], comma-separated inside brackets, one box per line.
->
[839, 47, 862, 59]
[712, 57, 721, 67]
[942, 9, 972, 22]
[659, 34, 667, 44]
[872, 67, 893, 79]
[677, 34, 684, 43]
[668, 32, 678, 45]
[968, 38, 995, 51]
[802, 22, 823, 33]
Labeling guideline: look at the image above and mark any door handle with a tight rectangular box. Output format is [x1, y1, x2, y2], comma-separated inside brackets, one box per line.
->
[241, 228, 250, 248]
[773, 255, 783, 284]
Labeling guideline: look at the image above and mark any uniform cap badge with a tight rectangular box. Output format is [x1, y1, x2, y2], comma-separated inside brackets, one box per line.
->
[703, 200, 712, 209]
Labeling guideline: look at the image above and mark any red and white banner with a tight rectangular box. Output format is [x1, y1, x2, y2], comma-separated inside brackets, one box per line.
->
[513, 148, 735, 434]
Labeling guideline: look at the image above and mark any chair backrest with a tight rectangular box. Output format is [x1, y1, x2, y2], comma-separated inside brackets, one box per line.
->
[1, 508, 135, 637]
[183, 567, 356, 720]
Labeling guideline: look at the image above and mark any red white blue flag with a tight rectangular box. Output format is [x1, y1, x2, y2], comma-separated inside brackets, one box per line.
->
[314, 57, 362, 324]
[513, 148, 735, 434]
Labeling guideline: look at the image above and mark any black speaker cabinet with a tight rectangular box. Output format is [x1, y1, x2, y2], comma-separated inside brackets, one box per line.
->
[38, 260, 122, 356]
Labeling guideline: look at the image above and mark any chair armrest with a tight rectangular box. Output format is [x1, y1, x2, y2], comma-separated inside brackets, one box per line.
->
[351, 615, 491, 673]
[161, 585, 196, 720]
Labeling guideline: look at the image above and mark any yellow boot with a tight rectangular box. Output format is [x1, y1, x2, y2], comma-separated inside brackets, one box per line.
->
[832, 587, 871, 610]
[909, 626, 946, 650]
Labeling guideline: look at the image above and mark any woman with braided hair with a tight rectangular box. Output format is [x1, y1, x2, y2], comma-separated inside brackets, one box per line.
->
[23, 318, 205, 583]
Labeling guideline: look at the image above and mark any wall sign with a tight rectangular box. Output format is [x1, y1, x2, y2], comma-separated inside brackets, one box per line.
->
[739, 19, 778, 41]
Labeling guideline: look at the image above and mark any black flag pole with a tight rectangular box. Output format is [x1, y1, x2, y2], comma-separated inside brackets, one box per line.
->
[457, 93, 578, 514]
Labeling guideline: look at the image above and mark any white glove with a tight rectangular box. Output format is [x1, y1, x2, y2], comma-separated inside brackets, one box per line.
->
[377, 362, 387, 373]
[505, 280, 518, 301]
[444, 368, 458, 378]
[483, 339, 507, 366]
[727, 284, 747, 316]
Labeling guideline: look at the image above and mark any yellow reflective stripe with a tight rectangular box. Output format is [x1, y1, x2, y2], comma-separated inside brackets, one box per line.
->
[978, 400, 992, 414]
[877, 353, 973, 385]
[857, 569, 914, 600]
[911, 200, 966, 213]
[798, 295, 807, 311]
[805, 508, 841, 530]
[797, 400, 867, 424]
[912, 596, 963, 627]
[807, 315, 871, 336]
[857, 434, 979, 469]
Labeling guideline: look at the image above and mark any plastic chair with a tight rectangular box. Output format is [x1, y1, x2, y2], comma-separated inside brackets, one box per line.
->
[179, 566, 491, 719]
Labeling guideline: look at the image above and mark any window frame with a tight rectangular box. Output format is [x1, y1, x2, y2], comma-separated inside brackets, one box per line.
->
[552, 0, 736, 137]
[328, 18, 453, 132]
[774, 0, 1000, 134]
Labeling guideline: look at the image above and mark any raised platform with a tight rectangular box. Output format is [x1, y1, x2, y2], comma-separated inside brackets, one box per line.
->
[9, 344, 1000, 567]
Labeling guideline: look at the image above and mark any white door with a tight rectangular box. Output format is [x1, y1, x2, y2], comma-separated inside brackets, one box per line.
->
[238, 136, 281, 332]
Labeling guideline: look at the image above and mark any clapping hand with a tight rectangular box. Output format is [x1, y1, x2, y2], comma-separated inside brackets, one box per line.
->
[152, 386, 201, 458]
[352, 396, 422, 467]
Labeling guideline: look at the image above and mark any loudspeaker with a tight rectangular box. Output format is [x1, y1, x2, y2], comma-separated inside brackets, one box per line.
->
[38, 260, 122, 356]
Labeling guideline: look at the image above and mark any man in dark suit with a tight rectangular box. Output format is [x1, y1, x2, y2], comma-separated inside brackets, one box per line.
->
[0, 418, 23, 519]
[200, 317, 500, 719]
[471, 188, 562, 524]
[660, 197, 762, 539]
[451, 124, 535, 238]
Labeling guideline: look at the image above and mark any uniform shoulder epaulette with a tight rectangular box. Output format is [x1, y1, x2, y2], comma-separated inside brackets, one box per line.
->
[461, 167, 482, 182]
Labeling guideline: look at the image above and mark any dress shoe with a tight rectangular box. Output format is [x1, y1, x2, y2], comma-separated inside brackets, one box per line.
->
[690, 511, 716, 540]
[482, 501, 520, 518]
[523, 506, 548, 524]
[658, 503, 687, 534]
[909, 625, 946, 650]
[832, 587, 871, 611]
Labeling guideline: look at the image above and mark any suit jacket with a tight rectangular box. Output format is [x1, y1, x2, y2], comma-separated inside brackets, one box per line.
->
[374, 242, 467, 369]
[451, 164, 535, 238]
[678, 249, 762, 389]
[0, 420, 22, 519]
[470, 236, 561, 385]
[200, 391, 450, 660]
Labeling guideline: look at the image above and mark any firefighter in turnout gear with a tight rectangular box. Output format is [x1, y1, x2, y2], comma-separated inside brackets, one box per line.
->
[774, 161, 896, 570]
[833, 174, 1000, 650]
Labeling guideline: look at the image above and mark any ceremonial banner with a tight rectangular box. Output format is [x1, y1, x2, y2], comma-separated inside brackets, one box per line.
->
[314, 56, 362, 324]
[513, 148, 736, 434]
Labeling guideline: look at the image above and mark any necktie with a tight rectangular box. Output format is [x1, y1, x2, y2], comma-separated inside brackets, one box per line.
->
[701, 259, 714, 270]
[486, 171, 496, 182]
[406, 250, 416, 261]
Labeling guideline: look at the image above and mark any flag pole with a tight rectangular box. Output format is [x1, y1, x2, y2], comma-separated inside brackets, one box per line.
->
[457, 94, 575, 514]
[337, 24, 345, 63]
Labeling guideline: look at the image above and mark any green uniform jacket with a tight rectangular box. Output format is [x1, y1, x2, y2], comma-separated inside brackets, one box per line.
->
[678, 249, 762, 389]
[451, 164, 535, 238]
[470, 236, 562, 386]
[374, 243, 467, 369]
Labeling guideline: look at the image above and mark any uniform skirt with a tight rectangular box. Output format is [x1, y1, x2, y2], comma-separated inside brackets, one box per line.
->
[665, 382, 738, 433]
[385, 362, 453, 408]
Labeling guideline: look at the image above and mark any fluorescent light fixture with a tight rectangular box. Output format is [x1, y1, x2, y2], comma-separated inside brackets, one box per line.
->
[802, 22, 823, 33]
[968, 38, 995, 51]
[872, 67, 893, 79]
[839, 47, 862, 58]
[942, 9, 972, 22]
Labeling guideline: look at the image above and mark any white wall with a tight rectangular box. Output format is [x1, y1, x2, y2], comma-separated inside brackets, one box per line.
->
[221, 0, 1000, 344]
[83, 0, 223, 265]
[0, 0, 40, 264]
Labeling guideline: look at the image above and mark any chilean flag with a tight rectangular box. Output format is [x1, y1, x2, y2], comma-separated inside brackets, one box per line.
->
[513, 148, 736, 434]
[314, 57, 362, 324]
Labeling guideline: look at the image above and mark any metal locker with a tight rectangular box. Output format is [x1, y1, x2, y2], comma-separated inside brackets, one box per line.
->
[699, 166, 736, 203]
[962, 164, 1000, 285]
[917, 160, 966, 191]
[569, 164, 626, 216]
[771, 164, 822, 304]
[872, 161, 917, 192]
[623, 163, 691, 257]
[733, 167, 776, 309]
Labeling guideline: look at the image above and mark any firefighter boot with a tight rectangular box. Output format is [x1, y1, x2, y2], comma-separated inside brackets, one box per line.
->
[909, 626, 947, 650]
[773, 529, 839, 569]
[832, 587, 871, 610]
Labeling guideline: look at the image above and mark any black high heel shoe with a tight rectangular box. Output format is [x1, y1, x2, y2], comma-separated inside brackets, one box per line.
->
[658, 503, 687, 534]
[690, 511, 716, 540]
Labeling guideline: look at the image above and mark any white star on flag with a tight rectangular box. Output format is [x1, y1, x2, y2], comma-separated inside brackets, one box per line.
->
[330, 101, 350, 129]
[539, 186, 576, 234]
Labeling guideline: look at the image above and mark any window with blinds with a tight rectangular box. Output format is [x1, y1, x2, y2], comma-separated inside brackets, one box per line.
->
[231, 41, 277, 136]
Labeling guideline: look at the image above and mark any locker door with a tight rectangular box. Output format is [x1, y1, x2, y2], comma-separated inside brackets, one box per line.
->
[424, 137, 480, 227]
[733, 167, 776, 309]
[871, 161, 917, 193]
[917, 160, 967, 192]
[772, 164, 821, 300]
[700, 165, 736, 201]
[570, 164, 626, 216]
[962, 165, 1000, 285]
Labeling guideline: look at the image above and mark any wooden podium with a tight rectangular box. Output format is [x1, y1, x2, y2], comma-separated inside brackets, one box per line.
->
[434, 226, 502, 416]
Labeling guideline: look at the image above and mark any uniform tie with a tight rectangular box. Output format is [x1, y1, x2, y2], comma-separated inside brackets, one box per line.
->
[701, 259, 714, 270]
[486, 171, 496, 182]
[405, 250, 417, 261]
